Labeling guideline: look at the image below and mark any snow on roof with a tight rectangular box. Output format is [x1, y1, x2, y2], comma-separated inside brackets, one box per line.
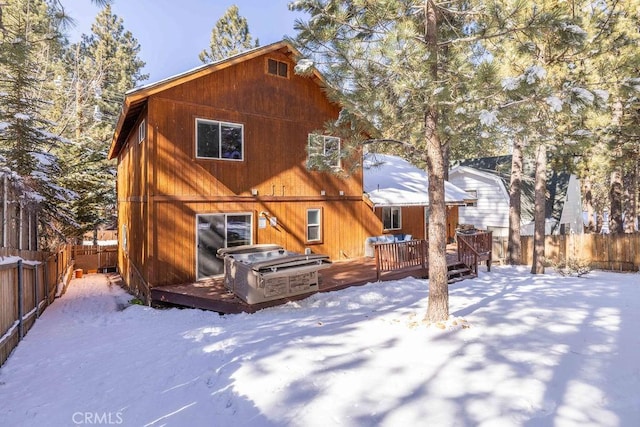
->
[363, 153, 473, 206]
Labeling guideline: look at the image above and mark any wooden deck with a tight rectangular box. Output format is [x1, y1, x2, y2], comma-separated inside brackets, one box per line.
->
[150, 253, 460, 314]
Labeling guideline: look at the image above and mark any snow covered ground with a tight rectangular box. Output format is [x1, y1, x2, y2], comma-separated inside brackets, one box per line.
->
[0, 266, 638, 426]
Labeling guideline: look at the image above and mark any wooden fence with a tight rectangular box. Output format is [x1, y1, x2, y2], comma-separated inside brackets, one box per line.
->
[491, 234, 640, 271]
[72, 245, 118, 273]
[0, 246, 74, 366]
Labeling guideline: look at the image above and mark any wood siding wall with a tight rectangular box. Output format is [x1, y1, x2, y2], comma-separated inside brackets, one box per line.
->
[116, 49, 394, 289]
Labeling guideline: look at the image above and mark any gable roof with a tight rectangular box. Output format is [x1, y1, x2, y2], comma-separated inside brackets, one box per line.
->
[448, 165, 511, 204]
[108, 41, 324, 160]
[363, 153, 474, 207]
[451, 155, 573, 225]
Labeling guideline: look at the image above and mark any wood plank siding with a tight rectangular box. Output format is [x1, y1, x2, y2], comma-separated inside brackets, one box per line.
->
[449, 167, 509, 230]
[112, 42, 414, 293]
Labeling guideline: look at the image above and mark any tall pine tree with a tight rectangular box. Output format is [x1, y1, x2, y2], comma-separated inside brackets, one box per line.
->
[0, 0, 76, 247]
[51, 4, 147, 239]
[199, 5, 259, 63]
[290, 0, 545, 322]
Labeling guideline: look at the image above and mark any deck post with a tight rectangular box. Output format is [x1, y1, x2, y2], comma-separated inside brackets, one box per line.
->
[17, 259, 24, 340]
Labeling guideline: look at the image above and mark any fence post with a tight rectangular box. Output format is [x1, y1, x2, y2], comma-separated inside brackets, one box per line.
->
[44, 258, 50, 305]
[17, 259, 24, 340]
[34, 264, 40, 318]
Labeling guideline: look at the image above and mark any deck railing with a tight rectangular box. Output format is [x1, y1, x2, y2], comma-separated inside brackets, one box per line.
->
[457, 231, 493, 274]
[374, 239, 428, 281]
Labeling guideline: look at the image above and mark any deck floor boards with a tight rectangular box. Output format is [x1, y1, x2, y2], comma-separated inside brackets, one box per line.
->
[150, 253, 460, 314]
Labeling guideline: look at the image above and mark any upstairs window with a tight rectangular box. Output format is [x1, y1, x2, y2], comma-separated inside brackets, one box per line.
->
[307, 134, 341, 170]
[138, 119, 146, 143]
[382, 206, 401, 230]
[267, 58, 288, 78]
[196, 118, 243, 160]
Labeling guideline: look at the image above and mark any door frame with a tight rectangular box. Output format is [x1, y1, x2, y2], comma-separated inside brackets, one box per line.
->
[195, 212, 253, 280]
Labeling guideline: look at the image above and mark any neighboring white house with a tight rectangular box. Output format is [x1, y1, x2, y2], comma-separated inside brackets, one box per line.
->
[449, 156, 584, 236]
[447, 165, 510, 236]
[361, 153, 475, 254]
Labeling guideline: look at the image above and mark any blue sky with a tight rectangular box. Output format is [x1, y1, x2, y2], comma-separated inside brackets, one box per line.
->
[63, 0, 305, 84]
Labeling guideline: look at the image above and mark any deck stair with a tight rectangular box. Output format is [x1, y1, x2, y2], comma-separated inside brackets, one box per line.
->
[447, 261, 475, 283]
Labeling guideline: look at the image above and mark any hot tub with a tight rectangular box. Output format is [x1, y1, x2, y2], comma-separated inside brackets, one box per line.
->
[217, 244, 332, 304]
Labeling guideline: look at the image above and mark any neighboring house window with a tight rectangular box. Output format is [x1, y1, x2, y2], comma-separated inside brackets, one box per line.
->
[465, 190, 478, 207]
[267, 58, 288, 78]
[383, 206, 401, 230]
[138, 119, 146, 143]
[306, 208, 322, 243]
[196, 118, 243, 160]
[307, 134, 341, 170]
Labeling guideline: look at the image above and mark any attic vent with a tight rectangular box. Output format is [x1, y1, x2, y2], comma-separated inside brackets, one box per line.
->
[267, 58, 288, 78]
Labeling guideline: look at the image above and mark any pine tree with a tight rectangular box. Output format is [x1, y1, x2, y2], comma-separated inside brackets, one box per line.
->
[50, 4, 147, 238]
[486, 1, 640, 270]
[290, 0, 547, 322]
[0, 0, 76, 247]
[199, 5, 259, 63]
[589, 0, 640, 233]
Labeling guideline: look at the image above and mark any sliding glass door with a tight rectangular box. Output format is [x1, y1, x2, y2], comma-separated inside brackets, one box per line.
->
[196, 213, 252, 279]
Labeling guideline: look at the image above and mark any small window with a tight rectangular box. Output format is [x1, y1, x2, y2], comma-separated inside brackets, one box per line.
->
[267, 58, 288, 78]
[138, 119, 146, 143]
[306, 208, 322, 243]
[382, 206, 401, 230]
[196, 118, 243, 160]
[465, 190, 478, 207]
[307, 134, 341, 170]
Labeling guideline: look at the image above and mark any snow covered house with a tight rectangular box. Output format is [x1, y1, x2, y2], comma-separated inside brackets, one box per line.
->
[449, 155, 583, 237]
[108, 41, 469, 299]
[363, 153, 474, 248]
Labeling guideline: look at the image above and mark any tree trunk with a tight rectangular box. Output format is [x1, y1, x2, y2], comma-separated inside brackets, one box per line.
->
[425, 110, 448, 323]
[623, 169, 635, 233]
[507, 137, 523, 265]
[423, 0, 449, 323]
[531, 143, 546, 274]
[583, 176, 595, 232]
[609, 170, 623, 233]
[442, 139, 450, 181]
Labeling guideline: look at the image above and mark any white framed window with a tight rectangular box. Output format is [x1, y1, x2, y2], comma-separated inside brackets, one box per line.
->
[138, 119, 146, 143]
[382, 206, 401, 230]
[306, 208, 322, 243]
[307, 134, 341, 170]
[196, 118, 244, 160]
